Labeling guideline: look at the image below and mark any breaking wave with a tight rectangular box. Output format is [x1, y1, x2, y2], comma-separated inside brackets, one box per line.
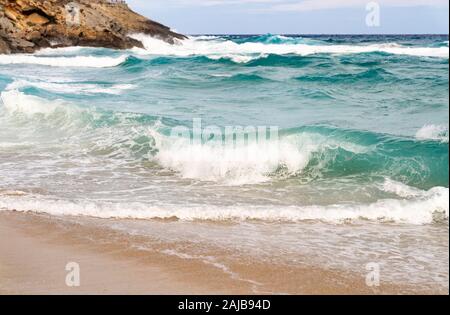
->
[0, 183, 447, 224]
[130, 34, 449, 63]
[0, 54, 128, 68]
[1, 34, 448, 226]
[416, 124, 449, 143]
[5, 79, 136, 95]
[1, 90, 448, 189]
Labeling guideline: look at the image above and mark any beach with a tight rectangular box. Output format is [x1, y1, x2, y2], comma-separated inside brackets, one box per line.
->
[0, 34, 448, 295]
[0, 211, 447, 295]
[0, 211, 245, 295]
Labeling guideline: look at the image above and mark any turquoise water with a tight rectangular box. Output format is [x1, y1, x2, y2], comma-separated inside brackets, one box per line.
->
[0, 34, 448, 223]
[0, 34, 449, 290]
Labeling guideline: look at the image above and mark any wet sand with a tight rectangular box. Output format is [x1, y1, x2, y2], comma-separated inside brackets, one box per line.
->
[0, 211, 441, 295]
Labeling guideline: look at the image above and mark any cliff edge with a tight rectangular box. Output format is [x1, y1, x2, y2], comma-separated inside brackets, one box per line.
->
[0, 0, 186, 54]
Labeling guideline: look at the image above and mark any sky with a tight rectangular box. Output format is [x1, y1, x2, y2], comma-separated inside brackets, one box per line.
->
[126, 0, 449, 35]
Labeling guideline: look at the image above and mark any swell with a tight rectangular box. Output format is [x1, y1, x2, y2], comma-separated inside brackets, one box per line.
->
[1, 90, 448, 189]
[126, 50, 448, 68]
[291, 126, 449, 189]
[295, 68, 394, 84]
[119, 54, 448, 91]
[119, 55, 447, 92]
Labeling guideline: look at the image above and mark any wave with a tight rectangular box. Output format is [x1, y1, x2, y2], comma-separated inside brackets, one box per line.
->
[0, 184, 447, 224]
[416, 124, 449, 143]
[0, 54, 128, 68]
[1, 90, 448, 188]
[1, 89, 74, 116]
[295, 68, 393, 84]
[218, 73, 271, 83]
[35, 46, 94, 55]
[130, 34, 449, 63]
[382, 178, 426, 198]
[235, 34, 327, 46]
[6, 79, 136, 95]
[0, 91, 448, 225]
[154, 132, 314, 185]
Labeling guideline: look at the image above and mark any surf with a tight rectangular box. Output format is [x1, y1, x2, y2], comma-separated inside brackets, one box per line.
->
[0, 34, 448, 230]
[130, 34, 450, 63]
[0, 181, 447, 224]
[1, 90, 448, 189]
[0, 54, 128, 68]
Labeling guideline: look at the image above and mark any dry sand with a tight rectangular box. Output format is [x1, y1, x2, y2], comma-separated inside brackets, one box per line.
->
[0, 212, 219, 295]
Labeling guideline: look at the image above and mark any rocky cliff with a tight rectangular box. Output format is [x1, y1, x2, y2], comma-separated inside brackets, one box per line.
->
[0, 0, 186, 54]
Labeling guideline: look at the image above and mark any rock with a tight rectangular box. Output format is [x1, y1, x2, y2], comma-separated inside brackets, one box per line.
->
[16, 0, 34, 11]
[4, 6, 20, 21]
[0, 0, 187, 54]
[25, 29, 41, 41]
[0, 36, 11, 54]
[11, 37, 34, 48]
[26, 12, 49, 25]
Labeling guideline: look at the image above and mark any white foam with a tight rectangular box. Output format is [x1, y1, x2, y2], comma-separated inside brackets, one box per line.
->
[0, 89, 71, 115]
[0, 186, 447, 224]
[0, 54, 128, 68]
[0, 91, 369, 185]
[0, 141, 35, 148]
[0, 190, 27, 196]
[381, 178, 423, 198]
[35, 46, 89, 55]
[130, 34, 449, 63]
[416, 124, 449, 143]
[152, 131, 368, 185]
[6, 79, 135, 95]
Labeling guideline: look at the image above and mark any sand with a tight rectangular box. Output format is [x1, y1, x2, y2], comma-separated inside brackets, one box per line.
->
[0, 211, 441, 295]
[0, 213, 219, 295]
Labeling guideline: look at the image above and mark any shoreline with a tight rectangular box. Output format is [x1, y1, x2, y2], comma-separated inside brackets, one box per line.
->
[0, 211, 444, 295]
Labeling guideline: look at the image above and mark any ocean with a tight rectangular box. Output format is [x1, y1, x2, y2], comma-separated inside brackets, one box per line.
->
[0, 34, 448, 293]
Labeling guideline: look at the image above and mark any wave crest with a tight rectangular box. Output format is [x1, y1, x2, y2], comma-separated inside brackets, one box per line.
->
[416, 124, 449, 143]
[1, 91, 448, 188]
[0, 54, 128, 68]
[130, 34, 449, 63]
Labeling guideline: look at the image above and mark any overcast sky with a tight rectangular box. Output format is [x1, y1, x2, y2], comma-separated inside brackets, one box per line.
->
[126, 0, 449, 34]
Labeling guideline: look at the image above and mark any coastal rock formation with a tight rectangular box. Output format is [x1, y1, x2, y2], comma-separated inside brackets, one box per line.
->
[0, 0, 186, 54]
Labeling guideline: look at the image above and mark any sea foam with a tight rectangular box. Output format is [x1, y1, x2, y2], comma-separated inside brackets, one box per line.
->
[1, 90, 446, 187]
[0, 54, 128, 68]
[130, 34, 450, 63]
[0, 185, 447, 224]
[153, 131, 368, 184]
[0, 89, 70, 115]
[416, 124, 449, 143]
[6, 79, 135, 95]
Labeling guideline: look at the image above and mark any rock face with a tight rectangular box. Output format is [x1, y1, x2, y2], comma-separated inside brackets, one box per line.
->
[0, 0, 186, 54]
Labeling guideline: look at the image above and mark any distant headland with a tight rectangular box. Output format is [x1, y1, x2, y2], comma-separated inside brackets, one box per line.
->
[0, 0, 186, 54]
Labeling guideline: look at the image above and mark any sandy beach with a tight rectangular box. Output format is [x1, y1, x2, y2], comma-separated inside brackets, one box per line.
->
[0, 211, 246, 295]
[0, 0, 448, 299]
[0, 213, 212, 295]
[1, 211, 443, 295]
